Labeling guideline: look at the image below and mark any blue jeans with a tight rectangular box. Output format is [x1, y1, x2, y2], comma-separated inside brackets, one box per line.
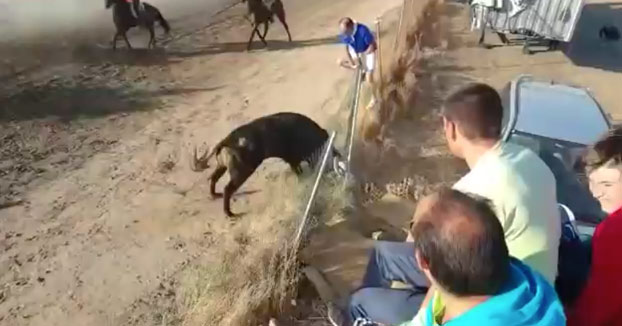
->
[347, 241, 430, 325]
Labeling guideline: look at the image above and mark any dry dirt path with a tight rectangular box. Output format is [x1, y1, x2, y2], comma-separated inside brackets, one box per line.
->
[0, 0, 401, 325]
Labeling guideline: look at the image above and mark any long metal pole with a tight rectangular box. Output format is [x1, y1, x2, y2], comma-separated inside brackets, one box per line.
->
[375, 17, 384, 95]
[346, 68, 363, 178]
[394, 0, 406, 50]
[294, 131, 336, 250]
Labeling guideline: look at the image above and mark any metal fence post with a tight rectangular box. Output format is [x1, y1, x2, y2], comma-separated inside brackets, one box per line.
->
[345, 68, 363, 184]
[294, 131, 337, 251]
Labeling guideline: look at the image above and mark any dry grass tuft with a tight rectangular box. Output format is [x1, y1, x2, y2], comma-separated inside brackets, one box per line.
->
[179, 161, 348, 326]
[354, 0, 443, 174]
[359, 0, 442, 142]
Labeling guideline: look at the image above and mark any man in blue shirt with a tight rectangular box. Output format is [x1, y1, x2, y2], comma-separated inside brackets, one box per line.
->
[338, 17, 377, 109]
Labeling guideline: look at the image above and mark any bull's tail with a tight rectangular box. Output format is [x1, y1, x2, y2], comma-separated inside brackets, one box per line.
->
[190, 141, 224, 172]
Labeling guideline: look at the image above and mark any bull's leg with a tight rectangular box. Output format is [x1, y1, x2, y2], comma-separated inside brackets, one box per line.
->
[288, 161, 303, 175]
[276, 11, 292, 42]
[209, 166, 227, 198]
[223, 166, 256, 218]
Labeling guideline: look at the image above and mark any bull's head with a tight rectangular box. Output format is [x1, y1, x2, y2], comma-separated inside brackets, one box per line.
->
[190, 146, 211, 172]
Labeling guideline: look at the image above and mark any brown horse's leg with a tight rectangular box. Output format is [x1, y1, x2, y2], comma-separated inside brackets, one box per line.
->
[261, 21, 270, 39]
[148, 25, 156, 48]
[256, 22, 268, 46]
[112, 32, 119, 50]
[276, 11, 292, 42]
[122, 32, 133, 49]
[247, 23, 260, 51]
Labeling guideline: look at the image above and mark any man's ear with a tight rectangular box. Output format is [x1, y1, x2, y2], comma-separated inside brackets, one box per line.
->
[415, 249, 429, 271]
[444, 118, 457, 142]
[416, 249, 435, 283]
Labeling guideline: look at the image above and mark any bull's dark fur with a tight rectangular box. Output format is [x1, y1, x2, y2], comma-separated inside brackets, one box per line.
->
[192, 112, 338, 217]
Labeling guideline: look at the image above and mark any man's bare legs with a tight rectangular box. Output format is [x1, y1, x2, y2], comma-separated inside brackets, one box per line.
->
[365, 70, 377, 111]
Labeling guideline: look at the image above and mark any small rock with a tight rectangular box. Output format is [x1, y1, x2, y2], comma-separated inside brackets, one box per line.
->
[37, 277, 45, 283]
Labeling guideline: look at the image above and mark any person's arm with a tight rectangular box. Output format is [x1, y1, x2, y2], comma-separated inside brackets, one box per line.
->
[346, 45, 357, 66]
[363, 25, 377, 54]
[338, 46, 358, 69]
[366, 40, 377, 54]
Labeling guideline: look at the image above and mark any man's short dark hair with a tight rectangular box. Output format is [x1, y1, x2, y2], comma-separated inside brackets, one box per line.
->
[411, 188, 509, 296]
[442, 83, 503, 140]
[339, 17, 354, 29]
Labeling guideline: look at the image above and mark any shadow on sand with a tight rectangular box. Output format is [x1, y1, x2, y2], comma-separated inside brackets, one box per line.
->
[69, 35, 338, 67]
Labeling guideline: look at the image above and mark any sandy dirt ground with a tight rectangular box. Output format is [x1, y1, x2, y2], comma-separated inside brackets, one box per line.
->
[0, 0, 400, 325]
[2, 0, 622, 325]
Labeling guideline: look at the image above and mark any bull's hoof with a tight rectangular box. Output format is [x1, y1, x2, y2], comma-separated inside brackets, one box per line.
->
[211, 193, 223, 199]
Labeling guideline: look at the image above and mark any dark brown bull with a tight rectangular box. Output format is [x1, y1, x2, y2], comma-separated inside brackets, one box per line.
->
[191, 112, 340, 217]
[243, 0, 292, 50]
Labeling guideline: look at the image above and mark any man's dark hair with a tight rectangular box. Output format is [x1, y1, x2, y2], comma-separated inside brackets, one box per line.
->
[411, 188, 509, 296]
[442, 83, 503, 140]
[339, 17, 354, 29]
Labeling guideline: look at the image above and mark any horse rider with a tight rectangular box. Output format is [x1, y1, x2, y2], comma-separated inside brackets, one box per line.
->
[126, 0, 144, 23]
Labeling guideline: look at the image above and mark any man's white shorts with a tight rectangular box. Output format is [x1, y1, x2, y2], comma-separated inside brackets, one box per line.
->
[348, 46, 375, 73]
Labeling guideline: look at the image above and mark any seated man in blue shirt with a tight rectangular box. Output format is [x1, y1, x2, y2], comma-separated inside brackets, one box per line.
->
[330, 189, 565, 326]
[338, 17, 377, 109]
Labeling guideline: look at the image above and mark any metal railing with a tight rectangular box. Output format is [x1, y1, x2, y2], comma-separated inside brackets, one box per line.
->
[345, 67, 364, 184]
[294, 65, 364, 250]
[293, 131, 337, 251]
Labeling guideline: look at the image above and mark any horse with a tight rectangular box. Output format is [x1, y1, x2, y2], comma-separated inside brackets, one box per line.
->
[243, 0, 292, 50]
[105, 0, 170, 50]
